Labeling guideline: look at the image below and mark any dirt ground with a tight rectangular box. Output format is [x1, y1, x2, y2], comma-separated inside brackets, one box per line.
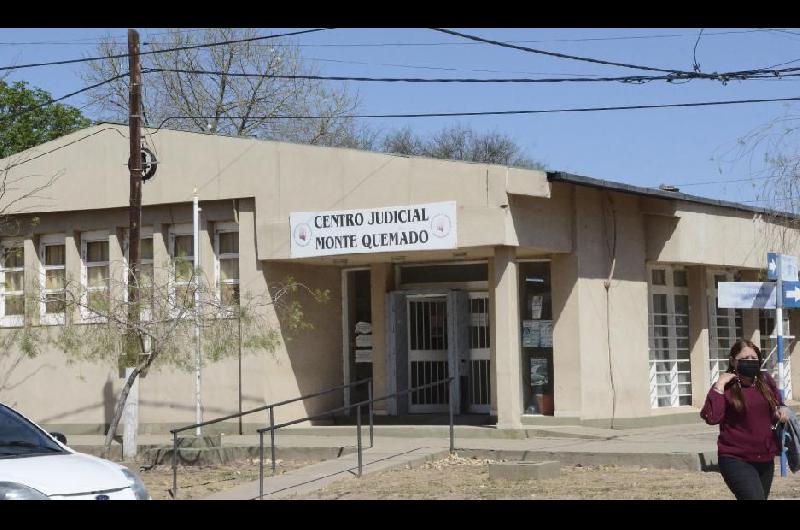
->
[289, 454, 800, 500]
[120, 458, 318, 500]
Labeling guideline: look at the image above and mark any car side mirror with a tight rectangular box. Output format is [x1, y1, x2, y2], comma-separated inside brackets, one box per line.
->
[50, 432, 67, 445]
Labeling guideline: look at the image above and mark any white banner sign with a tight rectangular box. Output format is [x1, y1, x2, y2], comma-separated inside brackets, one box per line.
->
[290, 201, 457, 258]
[717, 282, 777, 309]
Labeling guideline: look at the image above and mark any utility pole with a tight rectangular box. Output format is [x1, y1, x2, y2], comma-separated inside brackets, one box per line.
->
[123, 28, 142, 460]
[128, 28, 142, 313]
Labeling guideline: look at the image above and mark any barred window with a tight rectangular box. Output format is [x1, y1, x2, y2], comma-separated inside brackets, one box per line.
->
[0, 243, 24, 325]
[648, 265, 692, 408]
[215, 224, 239, 309]
[39, 235, 66, 323]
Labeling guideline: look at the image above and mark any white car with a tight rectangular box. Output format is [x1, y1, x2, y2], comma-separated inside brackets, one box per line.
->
[0, 402, 150, 500]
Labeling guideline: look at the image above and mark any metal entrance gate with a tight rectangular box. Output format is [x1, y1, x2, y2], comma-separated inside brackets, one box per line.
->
[407, 295, 450, 413]
[468, 293, 491, 413]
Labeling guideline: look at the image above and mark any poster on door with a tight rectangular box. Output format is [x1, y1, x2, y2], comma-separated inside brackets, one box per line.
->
[530, 358, 549, 387]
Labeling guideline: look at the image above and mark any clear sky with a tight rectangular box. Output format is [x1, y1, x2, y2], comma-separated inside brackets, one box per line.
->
[2, 27, 799, 207]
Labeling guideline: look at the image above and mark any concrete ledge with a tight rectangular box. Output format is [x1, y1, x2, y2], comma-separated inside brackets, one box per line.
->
[458, 449, 704, 471]
[489, 461, 560, 480]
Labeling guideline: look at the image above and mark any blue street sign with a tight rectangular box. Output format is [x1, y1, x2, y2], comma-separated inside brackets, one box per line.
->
[783, 280, 800, 308]
[768, 253, 799, 282]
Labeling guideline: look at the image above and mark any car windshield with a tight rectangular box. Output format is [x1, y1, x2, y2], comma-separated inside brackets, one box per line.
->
[0, 404, 65, 457]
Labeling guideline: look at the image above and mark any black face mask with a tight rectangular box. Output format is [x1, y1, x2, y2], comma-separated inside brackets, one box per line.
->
[736, 359, 761, 378]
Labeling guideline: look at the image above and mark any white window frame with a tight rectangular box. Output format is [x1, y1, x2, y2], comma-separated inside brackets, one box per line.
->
[707, 269, 743, 387]
[80, 230, 110, 322]
[214, 222, 239, 315]
[648, 264, 692, 408]
[39, 234, 66, 325]
[0, 240, 24, 327]
[168, 224, 195, 317]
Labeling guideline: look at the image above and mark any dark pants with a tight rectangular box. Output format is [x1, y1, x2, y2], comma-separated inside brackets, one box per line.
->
[718, 455, 775, 500]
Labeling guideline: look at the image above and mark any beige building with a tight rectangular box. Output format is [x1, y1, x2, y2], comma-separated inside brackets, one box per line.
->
[0, 123, 798, 434]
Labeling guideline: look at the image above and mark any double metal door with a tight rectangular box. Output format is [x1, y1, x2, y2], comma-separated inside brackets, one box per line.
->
[407, 295, 450, 413]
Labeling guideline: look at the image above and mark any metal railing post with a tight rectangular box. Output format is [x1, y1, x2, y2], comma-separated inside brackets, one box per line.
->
[269, 406, 276, 476]
[368, 380, 374, 448]
[258, 430, 264, 500]
[448, 378, 454, 454]
[356, 404, 363, 477]
[171, 431, 178, 499]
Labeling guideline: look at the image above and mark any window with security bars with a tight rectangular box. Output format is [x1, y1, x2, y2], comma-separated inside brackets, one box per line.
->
[215, 227, 239, 309]
[39, 236, 66, 323]
[0, 243, 24, 325]
[648, 265, 692, 408]
[708, 271, 743, 387]
[170, 230, 194, 311]
[81, 234, 110, 318]
[759, 310, 793, 400]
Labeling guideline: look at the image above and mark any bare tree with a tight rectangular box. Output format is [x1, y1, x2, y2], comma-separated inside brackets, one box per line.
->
[81, 28, 368, 147]
[381, 124, 546, 169]
[47, 258, 327, 458]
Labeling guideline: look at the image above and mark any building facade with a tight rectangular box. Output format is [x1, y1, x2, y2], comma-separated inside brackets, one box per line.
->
[0, 123, 798, 433]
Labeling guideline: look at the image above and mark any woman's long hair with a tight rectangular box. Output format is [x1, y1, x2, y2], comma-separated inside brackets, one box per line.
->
[726, 340, 779, 413]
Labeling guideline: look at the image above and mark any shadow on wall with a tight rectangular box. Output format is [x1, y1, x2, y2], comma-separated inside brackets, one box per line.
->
[0, 351, 57, 410]
[264, 262, 343, 425]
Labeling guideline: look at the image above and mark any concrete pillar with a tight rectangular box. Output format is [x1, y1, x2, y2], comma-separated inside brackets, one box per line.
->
[488, 258, 498, 417]
[687, 266, 711, 402]
[152, 224, 169, 290]
[108, 228, 126, 311]
[370, 262, 392, 414]
[65, 231, 80, 323]
[23, 236, 39, 326]
[199, 218, 215, 297]
[237, 200, 260, 299]
[550, 253, 581, 417]
[491, 246, 523, 428]
[237, 200, 262, 416]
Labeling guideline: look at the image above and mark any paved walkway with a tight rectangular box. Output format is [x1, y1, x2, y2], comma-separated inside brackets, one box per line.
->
[203, 446, 450, 500]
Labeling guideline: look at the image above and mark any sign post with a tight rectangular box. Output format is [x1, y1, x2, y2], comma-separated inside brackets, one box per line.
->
[775, 255, 788, 477]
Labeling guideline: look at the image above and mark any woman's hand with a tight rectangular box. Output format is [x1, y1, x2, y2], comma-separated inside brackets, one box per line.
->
[776, 406, 790, 424]
[715, 373, 736, 392]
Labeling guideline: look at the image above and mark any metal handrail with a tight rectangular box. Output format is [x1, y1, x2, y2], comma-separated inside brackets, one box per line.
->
[255, 376, 455, 500]
[168, 377, 371, 499]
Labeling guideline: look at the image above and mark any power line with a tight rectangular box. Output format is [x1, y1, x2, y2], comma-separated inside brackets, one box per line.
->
[142, 67, 684, 84]
[151, 94, 800, 132]
[142, 66, 800, 84]
[304, 56, 610, 77]
[669, 173, 783, 187]
[430, 28, 695, 75]
[0, 28, 331, 72]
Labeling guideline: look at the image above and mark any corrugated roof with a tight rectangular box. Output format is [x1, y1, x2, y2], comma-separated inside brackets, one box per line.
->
[547, 171, 798, 219]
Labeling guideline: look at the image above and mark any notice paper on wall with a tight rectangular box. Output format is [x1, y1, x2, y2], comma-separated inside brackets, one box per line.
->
[522, 320, 541, 348]
[540, 320, 553, 347]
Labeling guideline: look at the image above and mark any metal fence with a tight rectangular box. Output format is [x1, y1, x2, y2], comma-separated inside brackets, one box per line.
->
[255, 376, 455, 500]
[168, 377, 372, 499]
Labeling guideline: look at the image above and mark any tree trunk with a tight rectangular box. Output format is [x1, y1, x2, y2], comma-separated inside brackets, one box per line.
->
[101, 364, 142, 459]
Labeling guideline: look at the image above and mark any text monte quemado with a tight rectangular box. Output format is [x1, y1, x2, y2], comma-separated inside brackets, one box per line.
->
[290, 201, 457, 258]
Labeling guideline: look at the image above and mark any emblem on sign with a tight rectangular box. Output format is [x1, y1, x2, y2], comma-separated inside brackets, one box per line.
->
[293, 223, 312, 247]
[431, 214, 452, 238]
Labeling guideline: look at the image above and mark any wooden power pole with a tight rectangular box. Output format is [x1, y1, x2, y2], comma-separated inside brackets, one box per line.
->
[127, 28, 142, 358]
[122, 28, 142, 459]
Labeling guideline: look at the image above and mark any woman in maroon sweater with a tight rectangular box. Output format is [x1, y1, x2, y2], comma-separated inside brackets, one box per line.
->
[701, 340, 789, 500]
